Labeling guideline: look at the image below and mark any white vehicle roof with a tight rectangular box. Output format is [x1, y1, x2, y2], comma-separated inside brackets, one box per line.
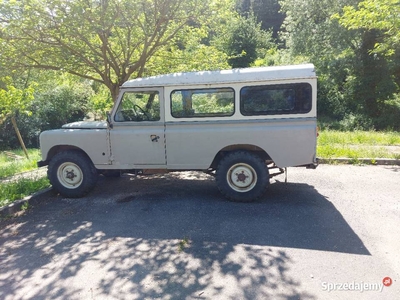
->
[122, 64, 316, 88]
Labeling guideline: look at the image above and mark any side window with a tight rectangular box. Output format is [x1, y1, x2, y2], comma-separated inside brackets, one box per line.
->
[114, 91, 160, 122]
[240, 83, 312, 115]
[171, 88, 234, 118]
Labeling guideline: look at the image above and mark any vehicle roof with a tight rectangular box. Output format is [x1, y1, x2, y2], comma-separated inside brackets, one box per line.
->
[121, 64, 316, 88]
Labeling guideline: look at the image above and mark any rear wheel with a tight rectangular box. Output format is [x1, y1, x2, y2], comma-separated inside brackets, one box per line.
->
[48, 150, 98, 198]
[216, 151, 269, 202]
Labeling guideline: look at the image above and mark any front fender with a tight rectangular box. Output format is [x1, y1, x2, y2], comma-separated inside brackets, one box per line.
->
[39, 128, 110, 166]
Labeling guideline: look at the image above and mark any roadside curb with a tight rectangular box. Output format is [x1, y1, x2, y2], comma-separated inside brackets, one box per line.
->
[318, 158, 400, 166]
[0, 187, 53, 218]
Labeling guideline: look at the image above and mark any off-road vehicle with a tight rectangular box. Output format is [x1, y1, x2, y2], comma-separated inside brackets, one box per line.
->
[38, 64, 318, 202]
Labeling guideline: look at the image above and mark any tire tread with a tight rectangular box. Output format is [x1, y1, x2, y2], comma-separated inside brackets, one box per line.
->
[216, 151, 269, 202]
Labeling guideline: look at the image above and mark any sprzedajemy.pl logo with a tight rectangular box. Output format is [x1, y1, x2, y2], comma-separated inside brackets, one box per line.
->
[322, 277, 393, 293]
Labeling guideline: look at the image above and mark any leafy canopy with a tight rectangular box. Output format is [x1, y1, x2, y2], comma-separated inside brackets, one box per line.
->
[0, 0, 233, 101]
[0, 78, 36, 124]
[336, 0, 400, 54]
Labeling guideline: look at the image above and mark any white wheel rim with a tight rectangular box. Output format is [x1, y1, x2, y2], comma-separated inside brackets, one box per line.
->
[57, 162, 83, 189]
[226, 163, 257, 193]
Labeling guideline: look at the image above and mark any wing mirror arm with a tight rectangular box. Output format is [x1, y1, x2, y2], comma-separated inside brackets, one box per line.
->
[106, 112, 113, 129]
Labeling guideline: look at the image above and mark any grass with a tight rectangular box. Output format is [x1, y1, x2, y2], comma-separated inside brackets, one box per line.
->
[0, 176, 50, 207]
[317, 130, 400, 159]
[0, 149, 49, 208]
[318, 130, 400, 146]
[0, 149, 42, 179]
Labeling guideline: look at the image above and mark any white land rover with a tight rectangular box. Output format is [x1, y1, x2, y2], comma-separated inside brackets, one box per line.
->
[38, 64, 318, 202]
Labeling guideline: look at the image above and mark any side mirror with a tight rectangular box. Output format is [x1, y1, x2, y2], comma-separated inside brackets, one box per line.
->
[106, 112, 113, 129]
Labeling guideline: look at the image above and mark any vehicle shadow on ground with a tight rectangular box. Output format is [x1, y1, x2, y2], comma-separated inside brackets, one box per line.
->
[0, 172, 369, 299]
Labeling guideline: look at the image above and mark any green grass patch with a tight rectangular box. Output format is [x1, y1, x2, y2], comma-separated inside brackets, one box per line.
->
[318, 130, 400, 146]
[318, 130, 400, 159]
[0, 149, 41, 179]
[0, 176, 50, 207]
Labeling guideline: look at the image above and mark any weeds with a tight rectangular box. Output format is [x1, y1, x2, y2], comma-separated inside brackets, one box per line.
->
[178, 237, 190, 252]
[21, 202, 30, 211]
[0, 149, 41, 179]
[0, 177, 50, 207]
[318, 130, 400, 159]
[318, 130, 400, 146]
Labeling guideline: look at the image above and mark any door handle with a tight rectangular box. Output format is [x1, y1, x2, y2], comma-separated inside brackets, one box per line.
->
[150, 135, 160, 142]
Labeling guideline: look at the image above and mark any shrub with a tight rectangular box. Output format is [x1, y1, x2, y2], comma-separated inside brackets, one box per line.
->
[374, 96, 400, 130]
[0, 82, 94, 149]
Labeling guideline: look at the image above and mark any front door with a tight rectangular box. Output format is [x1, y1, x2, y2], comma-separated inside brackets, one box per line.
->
[110, 88, 165, 168]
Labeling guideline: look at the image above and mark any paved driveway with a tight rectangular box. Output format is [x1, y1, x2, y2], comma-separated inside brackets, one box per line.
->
[0, 165, 399, 299]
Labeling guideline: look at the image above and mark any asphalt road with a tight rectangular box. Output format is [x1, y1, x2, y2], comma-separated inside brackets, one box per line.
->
[0, 165, 399, 300]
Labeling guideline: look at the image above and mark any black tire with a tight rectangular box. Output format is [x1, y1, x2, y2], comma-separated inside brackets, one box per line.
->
[48, 150, 98, 198]
[216, 151, 269, 202]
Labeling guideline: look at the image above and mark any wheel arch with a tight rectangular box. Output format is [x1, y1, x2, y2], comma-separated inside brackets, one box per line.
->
[45, 145, 93, 165]
[209, 144, 272, 169]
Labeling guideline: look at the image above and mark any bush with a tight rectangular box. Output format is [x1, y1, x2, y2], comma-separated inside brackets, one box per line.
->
[33, 83, 94, 131]
[374, 96, 400, 130]
[0, 81, 94, 149]
[338, 113, 375, 131]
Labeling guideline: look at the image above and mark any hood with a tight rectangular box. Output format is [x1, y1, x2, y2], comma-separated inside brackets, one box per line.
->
[62, 121, 108, 129]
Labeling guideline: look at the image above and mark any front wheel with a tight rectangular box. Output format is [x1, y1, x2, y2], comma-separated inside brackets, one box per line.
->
[48, 150, 98, 198]
[216, 151, 269, 202]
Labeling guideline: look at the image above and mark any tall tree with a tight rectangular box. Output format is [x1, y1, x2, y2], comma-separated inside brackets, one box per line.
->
[0, 0, 232, 101]
[280, 0, 398, 122]
[235, 0, 284, 38]
[337, 0, 400, 54]
[220, 14, 273, 68]
[335, 0, 400, 120]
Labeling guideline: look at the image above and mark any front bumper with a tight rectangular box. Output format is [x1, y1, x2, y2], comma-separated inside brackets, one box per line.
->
[37, 160, 48, 168]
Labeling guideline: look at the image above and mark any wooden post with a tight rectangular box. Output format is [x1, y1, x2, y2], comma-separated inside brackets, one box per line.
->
[11, 115, 29, 159]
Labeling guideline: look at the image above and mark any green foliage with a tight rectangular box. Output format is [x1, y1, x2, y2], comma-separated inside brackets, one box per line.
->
[0, 76, 94, 149]
[191, 94, 234, 115]
[318, 130, 400, 145]
[280, 0, 362, 119]
[171, 89, 234, 117]
[317, 129, 400, 159]
[0, 0, 398, 132]
[178, 236, 190, 252]
[0, 77, 36, 123]
[0, 148, 49, 207]
[374, 95, 400, 130]
[280, 0, 400, 128]
[0, 176, 50, 207]
[0, 149, 41, 179]
[88, 84, 114, 120]
[336, 0, 400, 55]
[0, 0, 235, 100]
[235, 0, 285, 37]
[220, 14, 273, 68]
[32, 82, 93, 131]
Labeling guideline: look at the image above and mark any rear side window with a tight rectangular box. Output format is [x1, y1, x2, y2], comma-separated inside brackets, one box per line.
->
[171, 88, 234, 118]
[240, 83, 312, 115]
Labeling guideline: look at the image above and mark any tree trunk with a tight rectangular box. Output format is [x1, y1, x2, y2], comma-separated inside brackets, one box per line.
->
[110, 84, 120, 103]
[11, 115, 29, 160]
[364, 32, 378, 117]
